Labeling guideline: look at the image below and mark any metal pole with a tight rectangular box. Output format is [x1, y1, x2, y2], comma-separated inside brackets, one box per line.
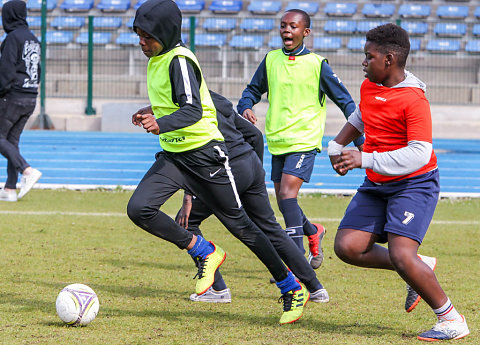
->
[31, 0, 54, 129]
[189, 16, 195, 53]
[85, 15, 96, 115]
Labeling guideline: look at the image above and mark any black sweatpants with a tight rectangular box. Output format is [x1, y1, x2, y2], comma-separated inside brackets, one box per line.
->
[127, 140, 289, 282]
[0, 97, 36, 189]
[179, 149, 319, 291]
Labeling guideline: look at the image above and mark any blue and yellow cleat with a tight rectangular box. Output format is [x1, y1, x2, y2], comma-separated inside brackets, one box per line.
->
[279, 284, 310, 325]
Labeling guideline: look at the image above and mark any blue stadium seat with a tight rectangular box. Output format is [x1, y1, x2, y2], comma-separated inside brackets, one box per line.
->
[248, 1, 282, 15]
[50, 16, 86, 30]
[347, 37, 366, 51]
[60, 0, 94, 12]
[313, 36, 342, 51]
[181, 17, 198, 30]
[115, 32, 138, 46]
[0, 33, 6, 42]
[473, 24, 480, 37]
[398, 4, 431, 19]
[436, 6, 469, 19]
[356, 21, 388, 34]
[465, 40, 480, 54]
[426, 39, 461, 53]
[76, 32, 112, 45]
[324, 3, 357, 17]
[268, 35, 282, 48]
[324, 20, 356, 34]
[27, 16, 42, 29]
[96, 0, 130, 12]
[400, 21, 428, 36]
[209, 1, 242, 14]
[126, 17, 134, 29]
[362, 4, 395, 18]
[93, 17, 123, 30]
[285, 1, 319, 15]
[176, 0, 205, 13]
[46, 31, 74, 44]
[26, 0, 57, 11]
[433, 23, 466, 37]
[475, 7, 480, 19]
[229, 35, 264, 49]
[409, 38, 421, 51]
[202, 18, 237, 31]
[194, 33, 227, 47]
[182, 33, 189, 44]
[240, 18, 275, 32]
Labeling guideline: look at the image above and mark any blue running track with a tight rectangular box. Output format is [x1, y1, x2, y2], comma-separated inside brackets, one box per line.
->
[1, 131, 479, 197]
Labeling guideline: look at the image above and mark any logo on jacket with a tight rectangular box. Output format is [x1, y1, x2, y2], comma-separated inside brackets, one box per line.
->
[375, 96, 387, 102]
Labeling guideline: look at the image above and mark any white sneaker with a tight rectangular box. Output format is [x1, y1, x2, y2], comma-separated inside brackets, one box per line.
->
[418, 315, 470, 341]
[189, 287, 231, 303]
[405, 254, 437, 312]
[17, 168, 42, 200]
[0, 188, 17, 202]
[310, 288, 329, 303]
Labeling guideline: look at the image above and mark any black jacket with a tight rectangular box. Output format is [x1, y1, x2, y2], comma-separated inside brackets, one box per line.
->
[0, 0, 41, 98]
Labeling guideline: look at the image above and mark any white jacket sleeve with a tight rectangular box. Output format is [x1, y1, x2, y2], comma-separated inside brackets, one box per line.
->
[361, 140, 432, 176]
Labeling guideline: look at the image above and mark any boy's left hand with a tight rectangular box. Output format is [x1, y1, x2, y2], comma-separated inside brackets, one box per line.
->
[136, 114, 160, 135]
[332, 150, 362, 175]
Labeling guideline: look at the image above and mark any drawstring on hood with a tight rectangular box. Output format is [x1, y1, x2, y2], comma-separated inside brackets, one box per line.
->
[2, 0, 28, 33]
[133, 0, 182, 55]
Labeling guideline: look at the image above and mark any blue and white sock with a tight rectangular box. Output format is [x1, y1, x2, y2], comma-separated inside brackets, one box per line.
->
[276, 271, 301, 294]
[279, 198, 305, 253]
[187, 235, 214, 259]
[302, 212, 317, 237]
[433, 298, 463, 322]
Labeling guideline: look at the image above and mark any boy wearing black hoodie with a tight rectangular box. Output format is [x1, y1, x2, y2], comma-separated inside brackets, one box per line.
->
[127, 0, 309, 324]
[0, 0, 42, 202]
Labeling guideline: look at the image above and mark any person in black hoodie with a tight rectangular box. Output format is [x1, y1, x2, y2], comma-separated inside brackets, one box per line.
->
[128, 0, 309, 324]
[176, 91, 330, 304]
[0, 0, 42, 202]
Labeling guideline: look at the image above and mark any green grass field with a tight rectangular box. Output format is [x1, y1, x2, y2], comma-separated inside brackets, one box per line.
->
[0, 189, 478, 345]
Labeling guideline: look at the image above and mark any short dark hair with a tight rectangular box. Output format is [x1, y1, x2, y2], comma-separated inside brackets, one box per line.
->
[284, 9, 310, 28]
[366, 23, 410, 67]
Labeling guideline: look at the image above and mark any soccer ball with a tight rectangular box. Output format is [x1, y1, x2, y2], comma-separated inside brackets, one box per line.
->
[55, 283, 99, 326]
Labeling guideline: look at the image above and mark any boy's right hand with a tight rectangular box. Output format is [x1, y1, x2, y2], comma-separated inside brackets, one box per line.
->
[242, 109, 257, 125]
[132, 106, 153, 126]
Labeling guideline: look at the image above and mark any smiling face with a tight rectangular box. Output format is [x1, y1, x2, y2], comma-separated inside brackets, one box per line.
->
[362, 41, 390, 84]
[279, 11, 310, 51]
[136, 27, 163, 58]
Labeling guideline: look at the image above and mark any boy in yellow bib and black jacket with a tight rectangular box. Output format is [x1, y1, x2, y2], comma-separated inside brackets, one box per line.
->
[127, 0, 309, 324]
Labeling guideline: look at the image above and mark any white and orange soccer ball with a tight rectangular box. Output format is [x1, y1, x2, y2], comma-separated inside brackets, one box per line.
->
[55, 283, 99, 326]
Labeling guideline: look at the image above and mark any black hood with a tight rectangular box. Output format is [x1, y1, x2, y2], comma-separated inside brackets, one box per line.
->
[133, 0, 182, 55]
[2, 0, 28, 33]
[210, 90, 233, 118]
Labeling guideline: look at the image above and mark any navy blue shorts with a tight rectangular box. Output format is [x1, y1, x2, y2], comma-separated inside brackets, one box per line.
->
[338, 169, 440, 244]
[271, 149, 317, 183]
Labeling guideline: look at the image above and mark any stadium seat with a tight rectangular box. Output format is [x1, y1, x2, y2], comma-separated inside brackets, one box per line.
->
[126, 17, 134, 29]
[75, 32, 112, 45]
[0, 32, 6, 42]
[46, 30, 74, 44]
[181, 17, 198, 30]
[313, 36, 342, 51]
[202, 18, 237, 31]
[409, 38, 421, 51]
[93, 17, 123, 30]
[26, 0, 57, 11]
[465, 40, 480, 54]
[60, 0, 94, 12]
[240, 18, 275, 32]
[356, 21, 388, 34]
[400, 21, 428, 36]
[473, 24, 480, 37]
[176, 0, 205, 13]
[134, 0, 148, 10]
[433, 23, 466, 37]
[346, 37, 366, 51]
[323, 3, 357, 17]
[96, 0, 130, 12]
[229, 34, 264, 49]
[115, 32, 138, 46]
[362, 4, 395, 18]
[398, 4, 431, 19]
[436, 6, 469, 20]
[426, 39, 461, 53]
[27, 16, 42, 29]
[475, 7, 480, 19]
[209, 1, 243, 14]
[324, 20, 356, 34]
[50, 16, 86, 30]
[268, 35, 282, 48]
[247, 1, 282, 15]
[194, 33, 227, 47]
[285, 1, 319, 15]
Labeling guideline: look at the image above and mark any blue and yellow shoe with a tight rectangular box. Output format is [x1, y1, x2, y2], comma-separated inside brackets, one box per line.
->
[194, 242, 226, 295]
[279, 284, 310, 324]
